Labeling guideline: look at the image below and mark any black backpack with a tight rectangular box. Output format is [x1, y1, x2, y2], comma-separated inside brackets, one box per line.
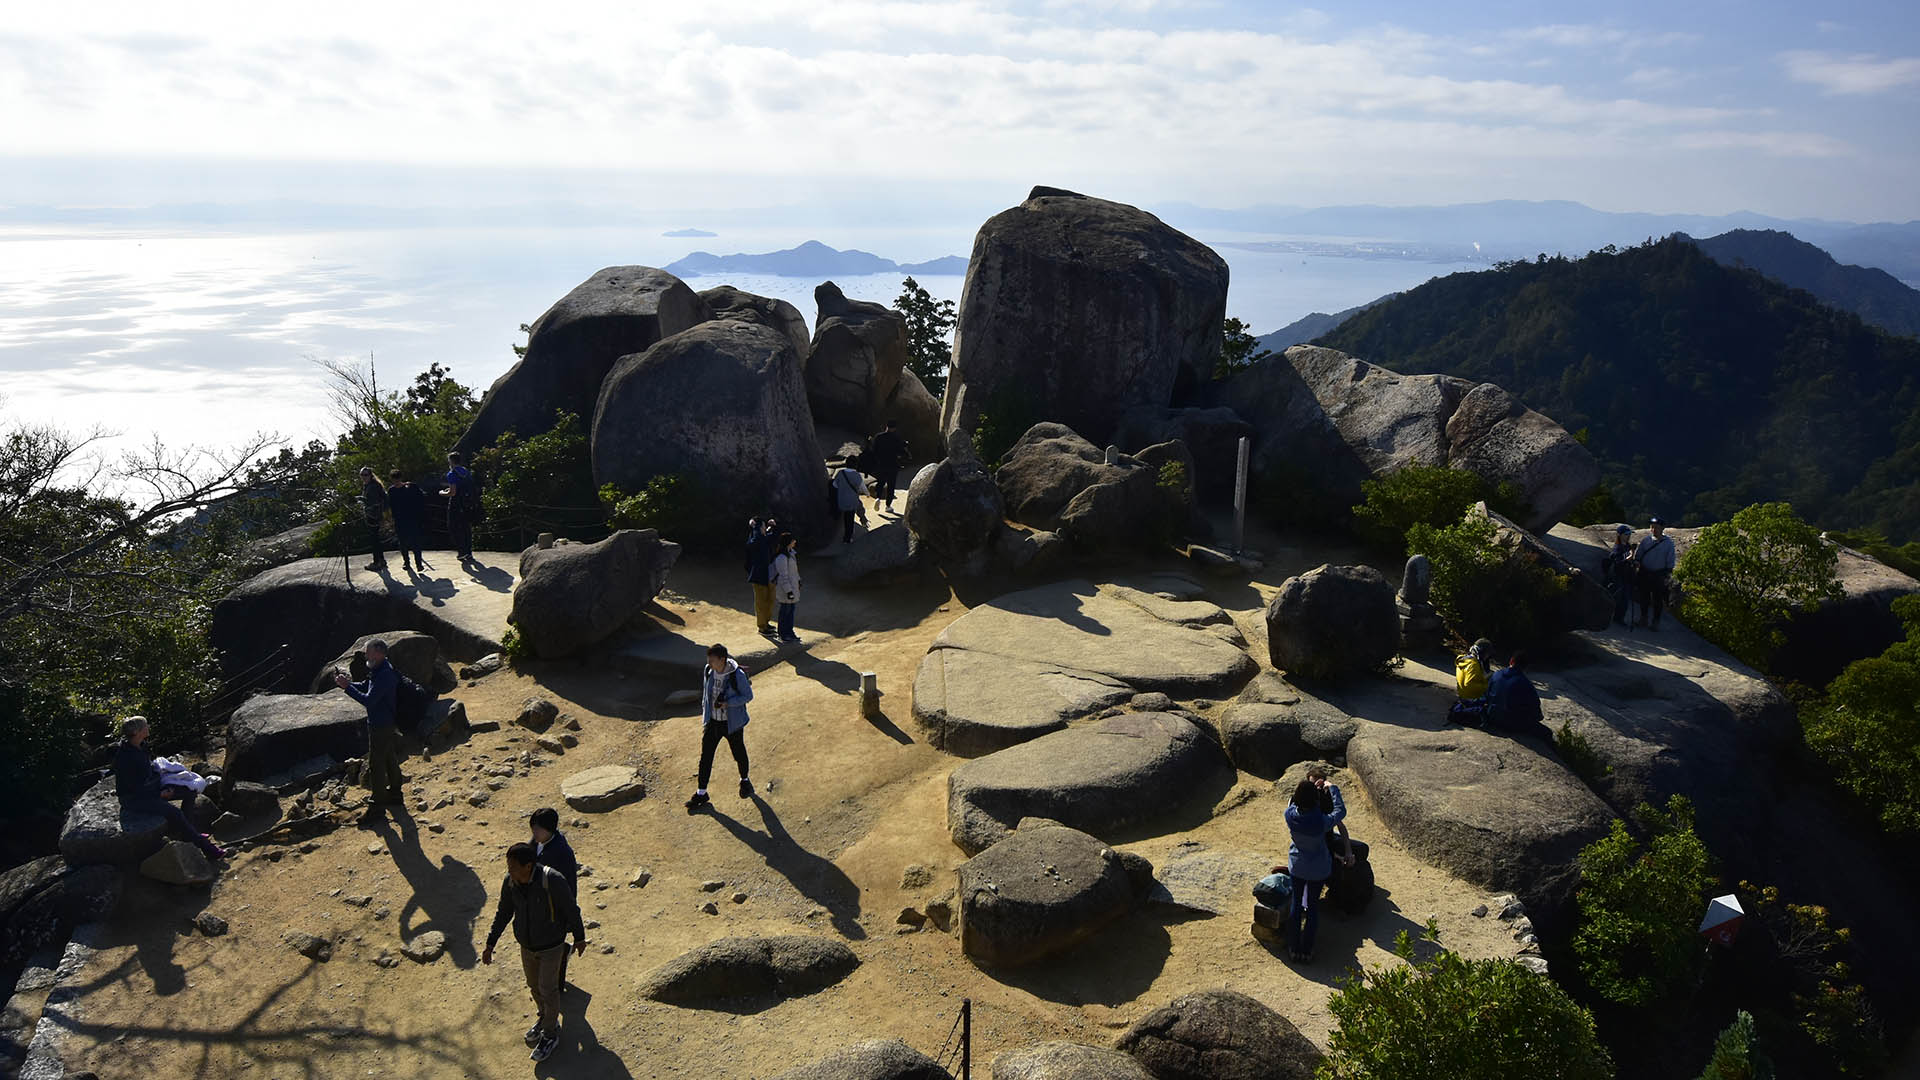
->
[395, 671, 436, 729]
[1325, 842, 1375, 915]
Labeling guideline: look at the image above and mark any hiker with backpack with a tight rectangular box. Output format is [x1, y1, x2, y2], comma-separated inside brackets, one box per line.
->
[1634, 516, 1676, 630]
[442, 451, 479, 562]
[745, 517, 779, 638]
[831, 461, 869, 544]
[387, 469, 429, 573]
[685, 643, 755, 814]
[529, 807, 579, 994]
[113, 716, 228, 862]
[770, 533, 802, 643]
[1604, 524, 1636, 627]
[334, 638, 402, 815]
[1278, 771, 1347, 963]
[481, 842, 587, 1063]
[1448, 638, 1495, 726]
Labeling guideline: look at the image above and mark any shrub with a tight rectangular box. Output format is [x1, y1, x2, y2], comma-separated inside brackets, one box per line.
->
[472, 411, 602, 549]
[1572, 795, 1717, 1008]
[1802, 594, 1920, 833]
[1675, 502, 1841, 669]
[599, 474, 724, 547]
[1735, 882, 1886, 1077]
[1567, 485, 1627, 528]
[1215, 316, 1273, 378]
[1555, 721, 1613, 783]
[500, 627, 532, 665]
[1406, 514, 1566, 647]
[1696, 1011, 1773, 1080]
[1319, 926, 1612, 1080]
[896, 276, 956, 397]
[1353, 464, 1487, 549]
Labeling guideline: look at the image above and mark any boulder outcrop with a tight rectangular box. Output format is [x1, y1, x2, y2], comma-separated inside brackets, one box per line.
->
[457, 266, 704, 455]
[510, 530, 681, 659]
[1264, 564, 1400, 679]
[1115, 988, 1321, 1080]
[637, 935, 859, 1005]
[905, 432, 1005, 567]
[223, 691, 368, 784]
[956, 824, 1141, 967]
[698, 285, 811, 358]
[993, 1042, 1154, 1080]
[913, 650, 1134, 756]
[1219, 700, 1358, 777]
[884, 369, 945, 464]
[941, 188, 1229, 447]
[592, 320, 831, 543]
[830, 522, 921, 588]
[309, 630, 456, 694]
[806, 281, 909, 434]
[948, 712, 1230, 854]
[1474, 505, 1612, 637]
[0, 856, 121, 963]
[1115, 407, 1255, 505]
[58, 777, 168, 866]
[771, 1039, 953, 1080]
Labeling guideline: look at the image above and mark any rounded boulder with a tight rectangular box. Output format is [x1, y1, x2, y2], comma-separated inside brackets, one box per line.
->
[1264, 564, 1399, 679]
[957, 824, 1140, 968]
[510, 529, 681, 659]
[1115, 988, 1322, 1080]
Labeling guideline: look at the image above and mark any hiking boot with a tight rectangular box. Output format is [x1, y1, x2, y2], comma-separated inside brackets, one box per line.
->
[524, 1025, 543, 1048]
[530, 1031, 558, 1061]
[739, 778, 754, 799]
[684, 792, 710, 814]
[364, 562, 386, 573]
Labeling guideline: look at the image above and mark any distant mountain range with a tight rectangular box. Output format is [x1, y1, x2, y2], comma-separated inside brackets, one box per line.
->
[663, 227, 716, 238]
[1315, 236, 1920, 542]
[1686, 230, 1920, 339]
[1255, 296, 1397, 354]
[664, 240, 967, 278]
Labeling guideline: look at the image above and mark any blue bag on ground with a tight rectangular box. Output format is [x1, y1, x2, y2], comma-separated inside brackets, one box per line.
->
[1252, 872, 1293, 907]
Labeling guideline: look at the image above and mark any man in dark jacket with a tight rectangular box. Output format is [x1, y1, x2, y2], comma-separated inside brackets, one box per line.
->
[482, 842, 587, 1062]
[866, 420, 908, 510]
[442, 452, 476, 562]
[113, 716, 227, 860]
[1486, 652, 1549, 739]
[529, 807, 578, 992]
[334, 639, 401, 810]
[744, 517, 778, 637]
[357, 467, 389, 574]
[385, 469, 428, 573]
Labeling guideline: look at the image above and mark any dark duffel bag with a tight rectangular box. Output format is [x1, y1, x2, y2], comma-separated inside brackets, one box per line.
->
[1325, 853, 1375, 915]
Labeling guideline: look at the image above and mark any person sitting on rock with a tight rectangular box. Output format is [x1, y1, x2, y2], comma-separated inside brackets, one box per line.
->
[1449, 638, 1495, 726]
[1485, 651, 1550, 740]
[113, 716, 227, 861]
[1278, 772, 1346, 963]
[685, 643, 754, 813]
[481, 842, 587, 1064]
[530, 807, 578, 993]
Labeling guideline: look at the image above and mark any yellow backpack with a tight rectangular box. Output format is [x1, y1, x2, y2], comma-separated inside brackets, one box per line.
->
[1456, 653, 1489, 700]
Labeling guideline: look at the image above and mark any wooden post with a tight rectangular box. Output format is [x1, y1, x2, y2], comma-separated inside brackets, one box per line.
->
[1232, 436, 1250, 554]
[861, 672, 880, 719]
[961, 998, 971, 1080]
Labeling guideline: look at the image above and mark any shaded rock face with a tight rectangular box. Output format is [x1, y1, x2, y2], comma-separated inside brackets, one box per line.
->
[139, 840, 214, 886]
[1200, 352, 1365, 526]
[223, 691, 368, 784]
[996, 424, 1114, 530]
[947, 712, 1231, 855]
[592, 320, 831, 543]
[941, 188, 1230, 447]
[1219, 700, 1358, 777]
[1116, 988, 1322, 1080]
[1476, 505, 1612, 637]
[510, 530, 681, 659]
[1115, 407, 1255, 505]
[913, 650, 1133, 756]
[58, 778, 168, 867]
[1264, 564, 1400, 679]
[830, 522, 921, 588]
[0, 856, 122, 963]
[637, 936, 858, 1004]
[771, 1039, 954, 1080]
[806, 281, 909, 434]
[885, 369, 946, 465]
[309, 630, 455, 694]
[457, 266, 705, 455]
[994, 424, 1191, 550]
[957, 824, 1139, 968]
[905, 432, 1006, 566]
[993, 1041, 1154, 1080]
[699, 285, 811, 358]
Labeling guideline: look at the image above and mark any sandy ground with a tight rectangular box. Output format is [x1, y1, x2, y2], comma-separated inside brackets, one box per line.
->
[52, 508, 1529, 1080]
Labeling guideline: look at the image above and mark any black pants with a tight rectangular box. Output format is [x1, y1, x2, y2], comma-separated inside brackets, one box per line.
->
[133, 794, 220, 857]
[842, 509, 858, 543]
[448, 509, 473, 558]
[1637, 570, 1670, 626]
[872, 462, 899, 504]
[698, 721, 749, 789]
[367, 519, 385, 565]
[395, 525, 425, 566]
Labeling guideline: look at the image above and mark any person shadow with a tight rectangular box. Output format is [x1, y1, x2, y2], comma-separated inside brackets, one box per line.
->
[369, 808, 486, 969]
[707, 799, 867, 941]
[538, 985, 634, 1079]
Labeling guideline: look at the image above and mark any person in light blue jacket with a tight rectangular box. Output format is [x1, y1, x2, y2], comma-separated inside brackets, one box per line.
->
[686, 643, 754, 813]
[1281, 773, 1347, 962]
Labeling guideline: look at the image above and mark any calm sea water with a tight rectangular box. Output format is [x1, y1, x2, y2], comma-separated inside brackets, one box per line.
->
[0, 223, 1482, 461]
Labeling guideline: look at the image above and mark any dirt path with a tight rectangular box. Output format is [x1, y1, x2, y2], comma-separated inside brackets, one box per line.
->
[54, 514, 1528, 1080]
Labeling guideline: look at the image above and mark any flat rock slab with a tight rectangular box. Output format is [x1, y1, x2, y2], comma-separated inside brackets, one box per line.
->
[948, 712, 1230, 855]
[609, 627, 833, 680]
[1346, 719, 1614, 916]
[638, 936, 858, 1005]
[772, 1039, 953, 1080]
[1116, 988, 1322, 1080]
[223, 691, 367, 783]
[1099, 585, 1232, 627]
[992, 1041, 1155, 1080]
[930, 580, 1255, 695]
[958, 824, 1138, 968]
[562, 766, 645, 813]
[58, 778, 167, 867]
[913, 650, 1134, 756]
[1144, 844, 1273, 917]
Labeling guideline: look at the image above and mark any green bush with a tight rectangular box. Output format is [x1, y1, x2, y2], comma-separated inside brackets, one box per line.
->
[969, 387, 1037, 470]
[1555, 721, 1613, 783]
[1405, 514, 1567, 647]
[1572, 795, 1717, 1008]
[1675, 502, 1842, 669]
[472, 411, 602, 549]
[1697, 1011, 1773, 1080]
[1736, 882, 1887, 1076]
[600, 474, 724, 548]
[1319, 927, 1612, 1080]
[1801, 594, 1920, 833]
[1216, 316, 1273, 378]
[1353, 464, 1488, 548]
[896, 276, 956, 397]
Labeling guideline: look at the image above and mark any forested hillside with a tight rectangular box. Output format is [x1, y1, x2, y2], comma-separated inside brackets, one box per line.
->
[1690, 229, 1920, 339]
[1317, 237, 1920, 541]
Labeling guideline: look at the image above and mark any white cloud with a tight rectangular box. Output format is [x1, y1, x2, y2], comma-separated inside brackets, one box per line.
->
[1781, 50, 1920, 95]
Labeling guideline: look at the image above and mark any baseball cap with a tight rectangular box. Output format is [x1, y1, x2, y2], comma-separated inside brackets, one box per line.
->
[1614, 524, 1631, 535]
[1649, 515, 1664, 525]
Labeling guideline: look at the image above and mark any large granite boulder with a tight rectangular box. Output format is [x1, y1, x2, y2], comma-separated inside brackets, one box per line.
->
[1115, 988, 1321, 1080]
[957, 824, 1141, 967]
[308, 630, 455, 694]
[994, 1042, 1154, 1080]
[913, 650, 1134, 756]
[905, 432, 1005, 567]
[457, 266, 704, 455]
[806, 281, 909, 433]
[592, 320, 831, 543]
[1444, 383, 1599, 534]
[511, 530, 681, 659]
[1200, 352, 1364, 527]
[0, 856, 121, 963]
[772, 1040, 953, 1080]
[948, 713, 1230, 855]
[637, 935, 859, 1004]
[929, 580, 1255, 697]
[1264, 564, 1400, 679]
[1219, 700, 1358, 777]
[223, 691, 368, 784]
[830, 522, 921, 588]
[996, 424, 1117, 530]
[941, 188, 1230, 447]
[234, 522, 324, 577]
[699, 285, 811, 357]
[884, 368, 945, 464]
[58, 778, 168, 866]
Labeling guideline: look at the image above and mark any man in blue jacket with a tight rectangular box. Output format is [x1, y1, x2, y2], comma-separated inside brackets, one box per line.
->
[685, 643, 754, 813]
[1486, 651, 1550, 740]
[334, 639, 402, 811]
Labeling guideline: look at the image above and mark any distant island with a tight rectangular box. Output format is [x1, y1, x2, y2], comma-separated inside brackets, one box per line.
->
[666, 239, 966, 278]
[662, 227, 718, 238]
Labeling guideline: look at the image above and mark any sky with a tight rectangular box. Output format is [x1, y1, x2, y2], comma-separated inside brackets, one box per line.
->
[3, 0, 1919, 222]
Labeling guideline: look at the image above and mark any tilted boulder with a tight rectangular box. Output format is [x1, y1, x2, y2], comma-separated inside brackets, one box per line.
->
[806, 281, 909, 433]
[58, 777, 168, 866]
[912, 649, 1134, 756]
[996, 424, 1116, 530]
[994, 424, 1191, 549]
[905, 432, 1005, 567]
[309, 630, 456, 694]
[1116, 988, 1322, 1080]
[698, 285, 811, 357]
[1474, 504, 1612, 637]
[1264, 564, 1401, 679]
[830, 522, 921, 588]
[1219, 700, 1358, 778]
[223, 691, 368, 784]
[457, 266, 705, 455]
[1115, 406, 1255, 505]
[957, 824, 1141, 967]
[771, 1040, 953, 1080]
[637, 935, 859, 1004]
[510, 530, 681, 659]
[942, 187, 1229, 447]
[592, 320, 831, 543]
[884, 369, 945, 465]
[993, 1042, 1155, 1080]
[0, 856, 121, 963]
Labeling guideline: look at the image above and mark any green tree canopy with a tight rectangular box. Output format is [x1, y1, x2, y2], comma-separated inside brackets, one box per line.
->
[895, 276, 956, 397]
[1572, 795, 1717, 1008]
[1674, 501, 1842, 668]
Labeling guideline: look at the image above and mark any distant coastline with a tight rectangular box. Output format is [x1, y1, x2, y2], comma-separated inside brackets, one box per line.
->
[666, 239, 966, 278]
[662, 227, 717, 237]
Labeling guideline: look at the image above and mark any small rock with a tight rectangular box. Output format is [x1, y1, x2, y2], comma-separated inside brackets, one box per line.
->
[300, 842, 320, 854]
[284, 931, 333, 962]
[897, 907, 926, 927]
[924, 898, 953, 932]
[194, 912, 230, 936]
[559, 733, 579, 748]
[900, 864, 934, 890]
[427, 822, 445, 834]
[344, 895, 372, 907]
[561, 765, 645, 813]
[564, 715, 582, 731]
[701, 880, 726, 892]
[374, 908, 389, 920]
[374, 952, 400, 968]
[1516, 955, 1551, 975]
[594, 881, 611, 891]
[731, 891, 747, 904]
[366, 842, 384, 855]
[628, 868, 652, 888]
[485, 779, 508, 791]
[514, 697, 560, 731]
[401, 931, 446, 963]
[1470, 904, 1489, 918]
[467, 720, 501, 734]
[459, 653, 503, 679]
[535, 735, 566, 755]
[600, 944, 615, 955]
[585, 919, 601, 929]
[467, 792, 491, 807]
[1499, 899, 1526, 921]
[700, 901, 719, 915]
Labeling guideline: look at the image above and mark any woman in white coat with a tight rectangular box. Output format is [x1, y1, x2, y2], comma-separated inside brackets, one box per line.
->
[770, 532, 802, 642]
